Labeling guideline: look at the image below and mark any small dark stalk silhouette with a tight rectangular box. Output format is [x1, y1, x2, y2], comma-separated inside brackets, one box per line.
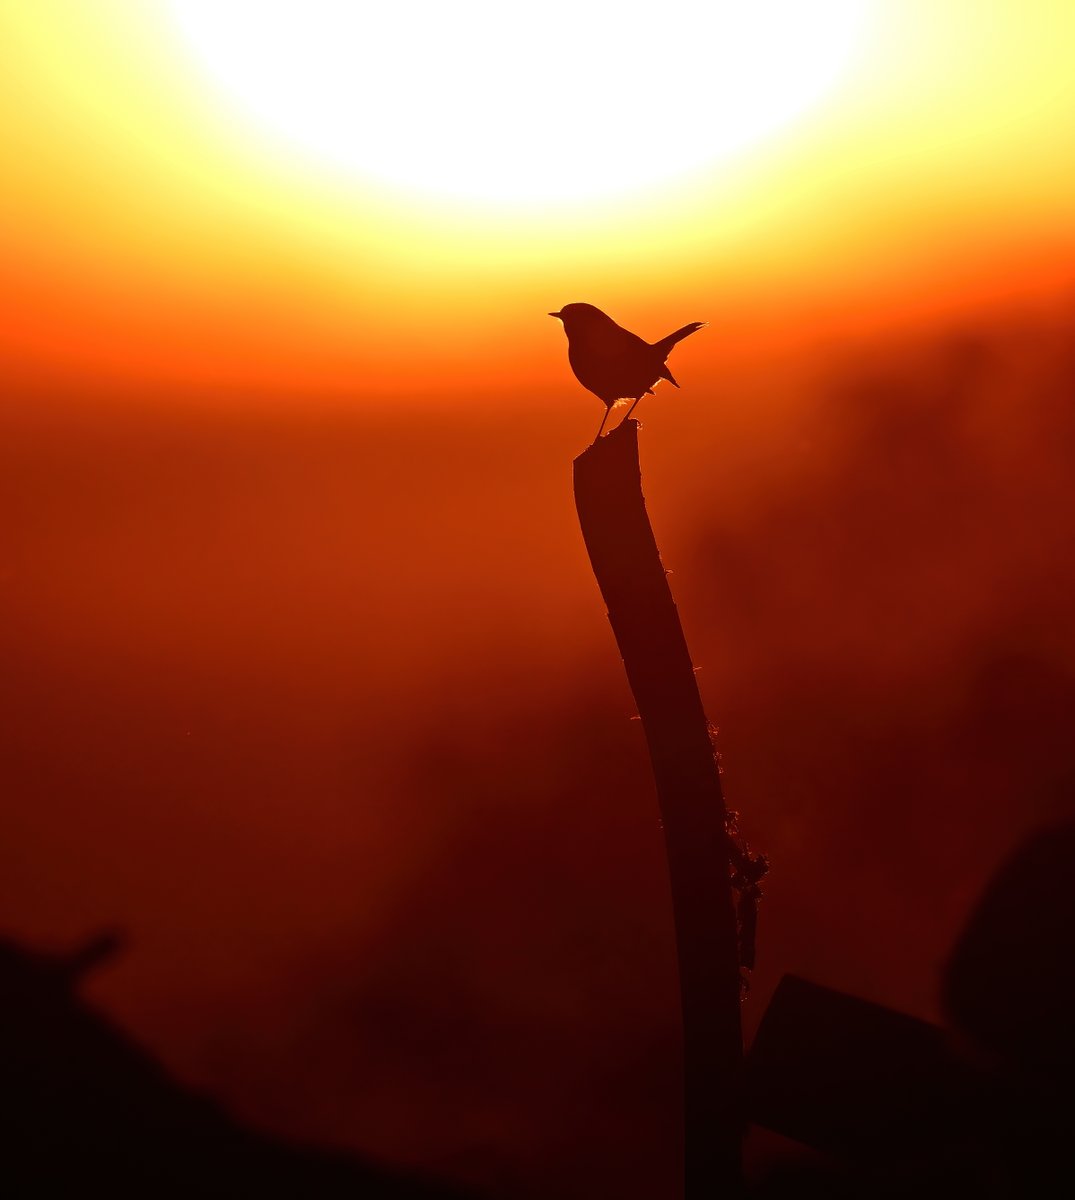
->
[573, 419, 744, 1197]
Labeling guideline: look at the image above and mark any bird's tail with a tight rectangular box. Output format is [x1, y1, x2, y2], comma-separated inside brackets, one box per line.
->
[652, 321, 706, 359]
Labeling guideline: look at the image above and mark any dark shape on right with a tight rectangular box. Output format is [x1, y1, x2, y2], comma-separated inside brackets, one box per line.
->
[943, 820, 1075, 1077]
[746, 820, 1075, 1197]
[549, 302, 705, 439]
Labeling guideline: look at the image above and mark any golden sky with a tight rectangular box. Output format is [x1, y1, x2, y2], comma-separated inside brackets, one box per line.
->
[5, 10, 1075, 1191]
[3, 0, 1074, 402]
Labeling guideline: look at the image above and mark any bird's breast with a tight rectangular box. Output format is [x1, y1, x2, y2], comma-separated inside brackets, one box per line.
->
[567, 335, 662, 405]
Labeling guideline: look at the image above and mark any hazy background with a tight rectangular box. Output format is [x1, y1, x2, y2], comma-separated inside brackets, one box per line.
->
[3, 2, 1075, 1197]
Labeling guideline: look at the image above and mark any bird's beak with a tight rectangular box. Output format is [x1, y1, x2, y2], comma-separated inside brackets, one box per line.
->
[548, 311, 562, 319]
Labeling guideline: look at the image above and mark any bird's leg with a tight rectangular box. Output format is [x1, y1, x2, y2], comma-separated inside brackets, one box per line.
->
[621, 397, 641, 424]
[593, 406, 611, 442]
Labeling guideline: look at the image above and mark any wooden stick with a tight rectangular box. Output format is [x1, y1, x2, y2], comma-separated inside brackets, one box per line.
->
[573, 418, 743, 1197]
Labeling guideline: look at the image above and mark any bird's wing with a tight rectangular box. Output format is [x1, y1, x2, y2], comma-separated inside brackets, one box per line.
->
[611, 322, 652, 354]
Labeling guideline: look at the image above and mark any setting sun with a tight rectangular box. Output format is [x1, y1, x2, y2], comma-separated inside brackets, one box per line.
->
[5, 1, 1075, 1197]
[164, 0, 876, 204]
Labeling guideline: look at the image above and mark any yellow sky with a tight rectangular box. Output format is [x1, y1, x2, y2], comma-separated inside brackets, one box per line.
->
[3, 0, 1074, 399]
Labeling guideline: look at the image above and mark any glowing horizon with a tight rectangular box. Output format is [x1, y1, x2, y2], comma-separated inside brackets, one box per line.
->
[2, 0, 1074, 397]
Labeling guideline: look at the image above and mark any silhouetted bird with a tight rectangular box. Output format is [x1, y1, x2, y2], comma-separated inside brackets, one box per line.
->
[549, 302, 705, 439]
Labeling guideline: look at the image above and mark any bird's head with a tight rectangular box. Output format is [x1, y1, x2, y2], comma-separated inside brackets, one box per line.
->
[548, 302, 615, 338]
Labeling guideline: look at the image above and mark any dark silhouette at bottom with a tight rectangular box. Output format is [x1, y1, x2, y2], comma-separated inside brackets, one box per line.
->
[0, 934, 469, 1199]
[4, 825, 1072, 1197]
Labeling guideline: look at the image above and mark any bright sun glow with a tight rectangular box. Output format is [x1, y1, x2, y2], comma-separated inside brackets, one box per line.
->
[165, 1, 876, 205]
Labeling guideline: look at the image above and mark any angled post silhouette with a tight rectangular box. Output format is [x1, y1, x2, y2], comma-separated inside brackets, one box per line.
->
[573, 418, 743, 1197]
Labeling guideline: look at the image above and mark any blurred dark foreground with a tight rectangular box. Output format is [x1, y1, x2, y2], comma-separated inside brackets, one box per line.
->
[3, 821, 1073, 1197]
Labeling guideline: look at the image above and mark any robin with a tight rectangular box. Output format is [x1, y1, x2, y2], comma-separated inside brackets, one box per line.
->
[549, 302, 705, 439]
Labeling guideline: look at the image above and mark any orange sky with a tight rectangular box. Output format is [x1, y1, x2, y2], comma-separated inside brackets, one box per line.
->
[5, 7, 1075, 1193]
[4, 0, 1075, 403]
